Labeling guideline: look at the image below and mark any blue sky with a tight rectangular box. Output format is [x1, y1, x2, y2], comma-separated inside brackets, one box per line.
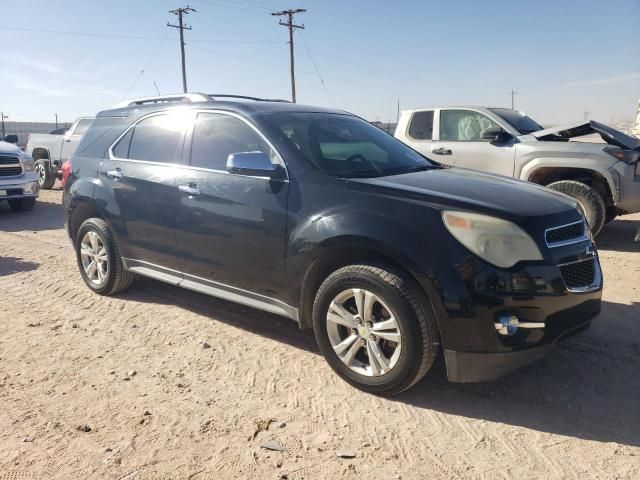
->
[1, 0, 639, 125]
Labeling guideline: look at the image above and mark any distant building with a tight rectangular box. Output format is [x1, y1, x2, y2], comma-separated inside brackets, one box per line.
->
[1, 121, 72, 148]
[370, 121, 397, 134]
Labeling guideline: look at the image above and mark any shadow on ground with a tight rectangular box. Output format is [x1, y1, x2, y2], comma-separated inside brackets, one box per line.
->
[122, 275, 640, 448]
[0, 256, 40, 276]
[0, 199, 63, 232]
[597, 217, 640, 253]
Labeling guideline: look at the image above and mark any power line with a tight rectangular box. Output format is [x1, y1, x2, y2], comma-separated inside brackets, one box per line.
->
[168, 5, 196, 93]
[271, 8, 306, 103]
[122, 30, 173, 100]
[298, 32, 334, 107]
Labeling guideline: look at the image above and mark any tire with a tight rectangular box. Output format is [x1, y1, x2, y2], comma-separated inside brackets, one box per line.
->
[35, 160, 56, 189]
[8, 198, 36, 212]
[547, 180, 605, 236]
[312, 263, 439, 396]
[75, 218, 134, 295]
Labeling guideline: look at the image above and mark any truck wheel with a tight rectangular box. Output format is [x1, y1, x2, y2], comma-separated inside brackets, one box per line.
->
[547, 180, 605, 236]
[35, 160, 56, 189]
[312, 263, 439, 396]
[75, 218, 134, 295]
[8, 198, 36, 212]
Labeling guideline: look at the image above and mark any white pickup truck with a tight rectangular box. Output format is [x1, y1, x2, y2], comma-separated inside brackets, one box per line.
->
[25, 117, 93, 189]
[395, 106, 640, 235]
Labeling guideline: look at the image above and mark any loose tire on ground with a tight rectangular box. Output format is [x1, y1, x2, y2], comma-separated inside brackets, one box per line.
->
[75, 218, 134, 295]
[35, 160, 56, 189]
[312, 263, 439, 396]
[547, 180, 606, 236]
[8, 197, 36, 212]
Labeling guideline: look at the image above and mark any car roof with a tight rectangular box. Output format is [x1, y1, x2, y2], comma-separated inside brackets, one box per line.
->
[97, 94, 348, 120]
[402, 105, 508, 112]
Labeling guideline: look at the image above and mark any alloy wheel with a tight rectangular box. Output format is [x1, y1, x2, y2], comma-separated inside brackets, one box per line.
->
[325, 288, 402, 376]
[35, 163, 46, 185]
[80, 231, 109, 285]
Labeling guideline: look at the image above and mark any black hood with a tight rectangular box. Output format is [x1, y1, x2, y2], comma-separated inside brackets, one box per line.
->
[349, 167, 579, 221]
[531, 120, 640, 151]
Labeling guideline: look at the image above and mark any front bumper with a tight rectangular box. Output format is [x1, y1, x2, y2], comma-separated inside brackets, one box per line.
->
[0, 173, 39, 200]
[609, 161, 640, 214]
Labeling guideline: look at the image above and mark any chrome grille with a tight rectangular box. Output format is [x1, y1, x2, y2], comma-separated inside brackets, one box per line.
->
[560, 258, 596, 289]
[0, 155, 22, 177]
[545, 220, 588, 247]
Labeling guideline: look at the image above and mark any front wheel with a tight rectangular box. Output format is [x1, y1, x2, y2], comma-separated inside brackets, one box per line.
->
[312, 263, 439, 396]
[547, 180, 606, 236]
[35, 160, 56, 189]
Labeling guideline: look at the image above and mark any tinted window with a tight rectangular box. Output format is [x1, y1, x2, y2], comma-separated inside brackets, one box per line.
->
[190, 113, 276, 170]
[261, 112, 436, 178]
[115, 113, 188, 163]
[408, 111, 434, 140]
[488, 108, 543, 135]
[72, 119, 93, 136]
[440, 110, 498, 141]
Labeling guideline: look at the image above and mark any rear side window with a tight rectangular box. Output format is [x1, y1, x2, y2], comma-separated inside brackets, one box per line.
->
[190, 112, 276, 170]
[408, 111, 434, 140]
[113, 113, 188, 163]
[72, 119, 93, 136]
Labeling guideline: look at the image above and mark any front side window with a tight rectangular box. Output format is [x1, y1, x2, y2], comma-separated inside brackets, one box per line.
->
[440, 110, 498, 142]
[113, 112, 189, 163]
[190, 112, 277, 170]
[261, 112, 435, 178]
[408, 110, 434, 140]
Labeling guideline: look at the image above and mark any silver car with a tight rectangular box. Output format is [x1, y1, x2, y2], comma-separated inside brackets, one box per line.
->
[395, 106, 640, 235]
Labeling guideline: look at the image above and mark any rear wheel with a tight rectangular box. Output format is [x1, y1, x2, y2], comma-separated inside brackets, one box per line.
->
[547, 180, 605, 236]
[35, 160, 56, 189]
[312, 263, 439, 396]
[8, 198, 36, 212]
[75, 218, 134, 295]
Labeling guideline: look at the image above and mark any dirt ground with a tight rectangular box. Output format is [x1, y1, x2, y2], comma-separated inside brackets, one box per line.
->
[1, 187, 639, 480]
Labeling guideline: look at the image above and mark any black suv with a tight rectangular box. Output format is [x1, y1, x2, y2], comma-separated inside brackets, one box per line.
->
[63, 94, 602, 395]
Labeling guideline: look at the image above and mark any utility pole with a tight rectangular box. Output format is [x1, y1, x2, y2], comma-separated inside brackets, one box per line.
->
[583, 108, 590, 120]
[272, 8, 306, 103]
[1, 112, 7, 138]
[510, 89, 518, 109]
[55, 113, 58, 129]
[168, 5, 195, 93]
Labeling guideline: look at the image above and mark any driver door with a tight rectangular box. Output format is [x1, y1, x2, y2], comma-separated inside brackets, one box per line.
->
[434, 109, 516, 177]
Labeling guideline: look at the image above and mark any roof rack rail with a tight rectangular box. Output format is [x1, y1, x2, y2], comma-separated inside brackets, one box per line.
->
[112, 93, 210, 109]
[208, 94, 290, 103]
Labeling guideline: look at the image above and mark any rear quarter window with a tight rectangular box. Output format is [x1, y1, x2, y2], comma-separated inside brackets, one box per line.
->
[408, 111, 434, 140]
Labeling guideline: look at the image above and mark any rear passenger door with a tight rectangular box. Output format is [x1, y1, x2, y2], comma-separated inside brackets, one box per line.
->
[98, 111, 192, 272]
[400, 110, 453, 166]
[175, 111, 289, 300]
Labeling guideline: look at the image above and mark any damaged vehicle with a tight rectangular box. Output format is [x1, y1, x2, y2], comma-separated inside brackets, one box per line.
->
[395, 106, 640, 235]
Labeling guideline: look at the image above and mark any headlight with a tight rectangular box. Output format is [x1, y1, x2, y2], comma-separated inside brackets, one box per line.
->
[22, 155, 35, 172]
[442, 211, 543, 268]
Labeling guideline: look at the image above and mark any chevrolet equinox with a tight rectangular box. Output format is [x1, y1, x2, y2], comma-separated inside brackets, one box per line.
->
[62, 94, 602, 395]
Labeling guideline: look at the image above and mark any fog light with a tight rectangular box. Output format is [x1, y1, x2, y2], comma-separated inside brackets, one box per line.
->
[495, 315, 519, 335]
[23, 181, 38, 194]
[495, 314, 546, 336]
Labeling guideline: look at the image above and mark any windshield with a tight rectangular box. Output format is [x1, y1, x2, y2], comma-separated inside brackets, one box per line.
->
[489, 108, 543, 135]
[260, 112, 436, 178]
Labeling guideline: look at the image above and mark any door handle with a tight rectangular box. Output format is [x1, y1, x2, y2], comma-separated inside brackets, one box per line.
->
[179, 183, 200, 196]
[106, 168, 123, 180]
[432, 147, 452, 155]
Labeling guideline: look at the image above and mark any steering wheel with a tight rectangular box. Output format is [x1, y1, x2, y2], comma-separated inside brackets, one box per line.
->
[345, 154, 381, 173]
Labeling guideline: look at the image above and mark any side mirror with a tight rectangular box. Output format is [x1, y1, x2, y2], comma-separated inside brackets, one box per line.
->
[481, 126, 511, 142]
[3, 134, 18, 144]
[226, 151, 280, 177]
